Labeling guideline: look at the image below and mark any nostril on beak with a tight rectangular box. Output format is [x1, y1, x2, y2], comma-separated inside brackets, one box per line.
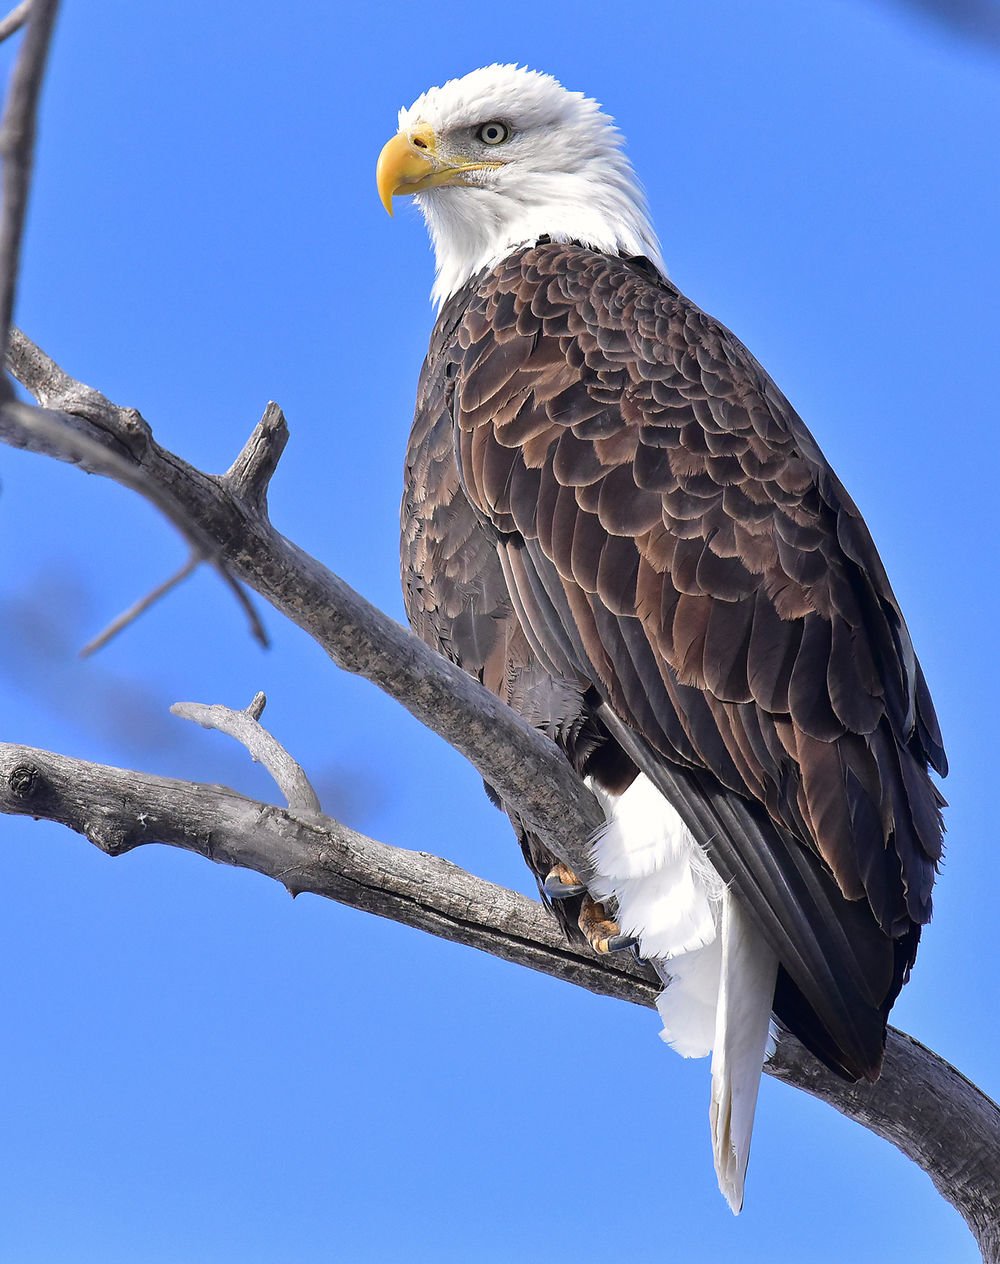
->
[412, 136, 428, 150]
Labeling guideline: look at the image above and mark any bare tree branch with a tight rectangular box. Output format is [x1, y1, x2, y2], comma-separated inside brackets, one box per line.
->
[223, 400, 288, 516]
[171, 692, 323, 817]
[768, 1034, 1000, 1261]
[0, 741, 657, 1009]
[0, 0, 58, 366]
[0, 736, 997, 1255]
[0, 1, 32, 44]
[3, 327, 605, 885]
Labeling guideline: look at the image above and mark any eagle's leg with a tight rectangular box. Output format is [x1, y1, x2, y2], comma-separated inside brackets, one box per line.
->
[578, 893, 639, 955]
[542, 862, 587, 899]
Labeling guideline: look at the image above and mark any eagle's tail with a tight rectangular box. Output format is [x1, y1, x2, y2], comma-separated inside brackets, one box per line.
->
[709, 891, 779, 1213]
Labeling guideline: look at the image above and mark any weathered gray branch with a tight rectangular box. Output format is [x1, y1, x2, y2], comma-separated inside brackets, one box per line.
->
[3, 329, 604, 884]
[171, 692, 323, 817]
[0, 0, 57, 365]
[3, 335, 1000, 1255]
[0, 737, 997, 1255]
[0, 1, 32, 44]
[224, 400, 288, 516]
[0, 742, 658, 1009]
[768, 1032, 1000, 1260]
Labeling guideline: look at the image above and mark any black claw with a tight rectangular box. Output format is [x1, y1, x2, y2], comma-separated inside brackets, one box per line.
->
[604, 932, 639, 954]
[542, 874, 587, 899]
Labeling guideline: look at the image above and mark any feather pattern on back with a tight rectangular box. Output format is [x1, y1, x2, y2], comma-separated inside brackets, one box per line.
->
[403, 241, 945, 1080]
[401, 239, 946, 1210]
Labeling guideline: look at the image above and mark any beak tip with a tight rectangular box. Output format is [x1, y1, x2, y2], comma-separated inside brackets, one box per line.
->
[377, 128, 438, 221]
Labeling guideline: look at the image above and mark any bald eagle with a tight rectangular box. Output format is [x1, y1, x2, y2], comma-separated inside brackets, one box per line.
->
[377, 65, 946, 1212]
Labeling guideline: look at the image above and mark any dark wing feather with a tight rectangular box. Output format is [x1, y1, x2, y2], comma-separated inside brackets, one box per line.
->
[446, 242, 946, 1077]
[402, 286, 609, 945]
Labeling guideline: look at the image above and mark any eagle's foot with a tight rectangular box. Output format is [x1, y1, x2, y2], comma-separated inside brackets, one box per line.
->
[578, 895, 638, 955]
[542, 862, 587, 899]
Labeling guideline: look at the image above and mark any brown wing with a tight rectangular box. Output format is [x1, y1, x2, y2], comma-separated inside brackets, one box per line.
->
[402, 286, 605, 942]
[448, 242, 946, 1074]
[402, 295, 514, 689]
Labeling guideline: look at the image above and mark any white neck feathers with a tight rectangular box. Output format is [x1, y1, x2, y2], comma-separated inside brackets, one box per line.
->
[416, 165, 663, 307]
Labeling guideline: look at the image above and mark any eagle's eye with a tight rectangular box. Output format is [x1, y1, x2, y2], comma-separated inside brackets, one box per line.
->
[476, 121, 510, 146]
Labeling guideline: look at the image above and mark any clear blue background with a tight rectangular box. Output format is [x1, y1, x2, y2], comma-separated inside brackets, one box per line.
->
[1, 2, 996, 1260]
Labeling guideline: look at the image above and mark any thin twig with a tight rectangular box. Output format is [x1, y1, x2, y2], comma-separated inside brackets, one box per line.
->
[0, 0, 31, 43]
[170, 693, 323, 816]
[0, 0, 59, 363]
[213, 564, 269, 648]
[79, 551, 201, 658]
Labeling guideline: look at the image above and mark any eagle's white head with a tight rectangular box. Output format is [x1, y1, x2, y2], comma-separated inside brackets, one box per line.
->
[377, 65, 664, 307]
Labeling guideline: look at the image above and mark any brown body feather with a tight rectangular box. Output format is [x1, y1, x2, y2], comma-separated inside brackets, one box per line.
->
[401, 241, 946, 1080]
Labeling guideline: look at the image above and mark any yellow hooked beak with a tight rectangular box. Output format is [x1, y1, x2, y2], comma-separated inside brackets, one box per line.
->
[376, 125, 501, 215]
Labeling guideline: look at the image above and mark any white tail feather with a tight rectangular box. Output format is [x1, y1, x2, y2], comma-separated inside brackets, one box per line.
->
[588, 774, 723, 959]
[654, 940, 721, 1058]
[588, 772, 779, 1211]
[709, 892, 779, 1214]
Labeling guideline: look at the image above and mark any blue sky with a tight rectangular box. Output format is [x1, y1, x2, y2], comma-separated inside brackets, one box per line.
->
[1, 2, 996, 1260]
